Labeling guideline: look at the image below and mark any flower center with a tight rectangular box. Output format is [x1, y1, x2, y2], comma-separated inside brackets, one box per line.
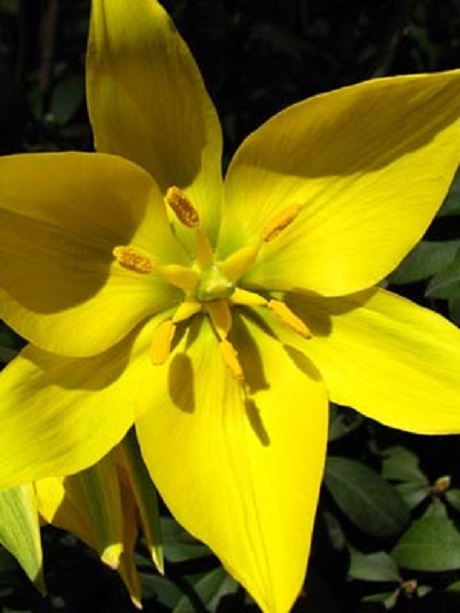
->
[113, 186, 310, 383]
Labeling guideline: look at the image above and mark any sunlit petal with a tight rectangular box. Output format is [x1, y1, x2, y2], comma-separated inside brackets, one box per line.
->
[136, 316, 328, 612]
[0, 319, 161, 488]
[283, 288, 460, 433]
[220, 71, 460, 296]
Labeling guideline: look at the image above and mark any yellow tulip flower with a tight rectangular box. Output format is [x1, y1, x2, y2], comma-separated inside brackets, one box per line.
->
[0, 1, 460, 611]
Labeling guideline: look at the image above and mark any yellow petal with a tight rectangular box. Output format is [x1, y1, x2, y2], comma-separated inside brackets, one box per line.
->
[285, 288, 460, 433]
[35, 453, 125, 570]
[220, 71, 460, 296]
[87, 0, 224, 245]
[0, 152, 183, 357]
[135, 315, 328, 612]
[0, 320, 158, 488]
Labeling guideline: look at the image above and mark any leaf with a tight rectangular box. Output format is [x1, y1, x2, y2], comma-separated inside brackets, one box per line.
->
[439, 170, 460, 217]
[394, 482, 430, 510]
[50, 76, 85, 125]
[381, 446, 428, 485]
[444, 489, 460, 513]
[328, 405, 365, 441]
[161, 518, 211, 564]
[173, 567, 239, 613]
[426, 253, 460, 299]
[0, 485, 44, 592]
[389, 240, 460, 285]
[349, 550, 401, 583]
[393, 516, 460, 572]
[325, 457, 409, 539]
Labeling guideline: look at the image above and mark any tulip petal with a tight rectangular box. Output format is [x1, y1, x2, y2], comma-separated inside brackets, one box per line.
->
[136, 315, 328, 613]
[0, 319, 159, 489]
[221, 71, 460, 296]
[0, 153, 184, 357]
[284, 288, 460, 433]
[87, 0, 224, 244]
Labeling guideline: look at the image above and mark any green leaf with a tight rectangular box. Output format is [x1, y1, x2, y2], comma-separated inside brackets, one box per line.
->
[173, 567, 239, 613]
[389, 240, 460, 285]
[381, 446, 428, 485]
[393, 516, 460, 571]
[349, 550, 401, 583]
[139, 573, 184, 609]
[161, 518, 211, 564]
[328, 405, 365, 441]
[325, 457, 409, 538]
[426, 252, 460, 299]
[444, 489, 460, 513]
[394, 482, 430, 510]
[0, 485, 44, 591]
[50, 75, 85, 125]
[439, 170, 460, 217]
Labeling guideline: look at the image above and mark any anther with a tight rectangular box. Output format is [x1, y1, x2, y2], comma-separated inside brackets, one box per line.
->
[261, 203, 302, 242]
[268, 300, 311, 338]
[112, 245, 156, 274]
[150, 319, 176, 364]
[165, 186, 200, 228]
[220, 339, 244, 382]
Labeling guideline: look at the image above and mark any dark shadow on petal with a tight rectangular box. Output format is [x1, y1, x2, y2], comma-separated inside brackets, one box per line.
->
[168, 352, 195, 413]
[231, 312, 269, 394]
[245, 397, 270, 447]
[282, 344, 322, 382]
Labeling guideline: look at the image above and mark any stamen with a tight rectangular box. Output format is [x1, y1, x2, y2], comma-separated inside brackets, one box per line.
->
[268, 299, 311, 338]
[150, 319, 176, 364]
[231, 288, 267, 307]
[160, 264, 199, 292]
[112, 245, 155, 274]
[207, 300, 232, 340]
[172, 301, 202, 323]
[219, 243, 260, 283]
[165, 186, 200, 228]
[196, 229, 214, 268]
[261, 203, 302, 242]
[220, 339, 244, 382]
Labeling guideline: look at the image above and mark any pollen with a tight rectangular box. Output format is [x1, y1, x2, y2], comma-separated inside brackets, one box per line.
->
[268, 299, 311, 338]
[150, 319, 176, 365]
[260, 203, 302, 242]
[165, 186, 200, 228]
[112, 245, 156, 273]
[219, 339, 244, 382]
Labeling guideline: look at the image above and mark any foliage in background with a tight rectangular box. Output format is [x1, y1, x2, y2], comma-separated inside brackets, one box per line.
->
[0, 1, 460, 611]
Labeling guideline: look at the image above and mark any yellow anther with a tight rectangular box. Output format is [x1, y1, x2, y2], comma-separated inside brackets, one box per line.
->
[220, 339, 244, 382]
[165, 186, 200, 228]
[231, 288, 267, 307]
[268, 299, 311, 338]
[172, 301, 202, 323]
[260, 203, 302, 242]
[160, 264, 199, 292]
[207, 300, 232, 340]
[150, 319, 176, 365]
[219, 243, 260, 283]
[112, 245, 155, 274]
